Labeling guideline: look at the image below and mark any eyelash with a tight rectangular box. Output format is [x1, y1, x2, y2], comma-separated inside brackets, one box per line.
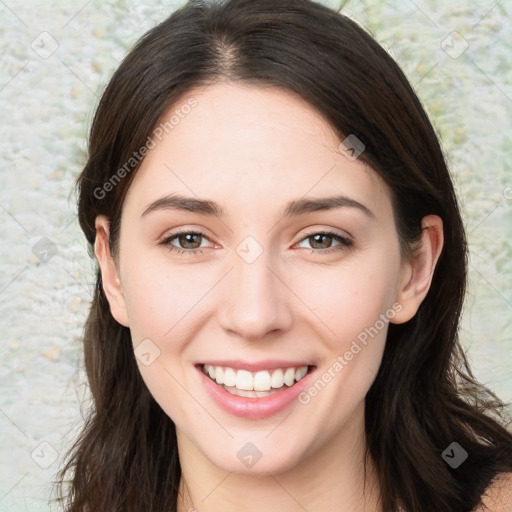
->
[159, 229, 353, 257]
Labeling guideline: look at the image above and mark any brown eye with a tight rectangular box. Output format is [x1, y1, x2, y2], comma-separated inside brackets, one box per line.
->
[159, 230, 214, 255]
[175, 233, 203, 249]
[308, 233, 334, 249]
[296, 231, 353, 254]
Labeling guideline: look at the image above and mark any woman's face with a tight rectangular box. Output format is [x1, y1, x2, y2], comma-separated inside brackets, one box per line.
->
[98, 82, 425, 475]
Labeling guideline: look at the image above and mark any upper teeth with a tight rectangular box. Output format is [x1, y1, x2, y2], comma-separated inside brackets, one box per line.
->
[203, 364, 308, 391]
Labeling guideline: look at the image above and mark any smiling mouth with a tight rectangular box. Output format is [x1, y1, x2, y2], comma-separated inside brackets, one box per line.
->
[200, 363, 314, 398]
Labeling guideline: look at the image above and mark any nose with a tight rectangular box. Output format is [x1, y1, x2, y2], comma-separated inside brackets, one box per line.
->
[218, 246, 294, 341]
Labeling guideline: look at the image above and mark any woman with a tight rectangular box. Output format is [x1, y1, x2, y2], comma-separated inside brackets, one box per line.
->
[56, 0, 512, 510]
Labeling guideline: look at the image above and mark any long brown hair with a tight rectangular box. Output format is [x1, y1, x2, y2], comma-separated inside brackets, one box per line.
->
[55, 0, 512, 510]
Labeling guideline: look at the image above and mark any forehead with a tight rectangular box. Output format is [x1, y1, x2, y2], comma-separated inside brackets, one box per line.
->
[124, 82, 392, 221]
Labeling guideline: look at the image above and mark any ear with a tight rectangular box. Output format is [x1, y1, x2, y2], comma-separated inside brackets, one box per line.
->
[94, 215, 130, 327]
[391, 215, 444, 324]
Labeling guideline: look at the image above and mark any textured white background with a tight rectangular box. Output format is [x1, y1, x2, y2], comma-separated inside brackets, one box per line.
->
[0, 0, 511, 510]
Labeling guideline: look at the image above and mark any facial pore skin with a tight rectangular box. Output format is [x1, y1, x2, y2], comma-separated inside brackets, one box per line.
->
[95, 82, 443, 512]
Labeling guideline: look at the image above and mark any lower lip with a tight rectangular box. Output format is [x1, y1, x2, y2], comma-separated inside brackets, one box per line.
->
[197, 366, 315, 419]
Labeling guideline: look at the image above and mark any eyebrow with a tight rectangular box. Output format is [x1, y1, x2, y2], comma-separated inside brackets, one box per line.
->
[141, 193, 375, 220]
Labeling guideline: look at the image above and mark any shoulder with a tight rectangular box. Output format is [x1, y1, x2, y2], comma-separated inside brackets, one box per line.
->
[475, 472, 512, 512]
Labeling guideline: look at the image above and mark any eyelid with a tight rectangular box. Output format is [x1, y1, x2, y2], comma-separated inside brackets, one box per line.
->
[293, 229, 353, 254]
[160, 226, 351, 245]
[159, 227, 216, 244]
[297, 226, 352, 242]
[159, 226, 354, 256]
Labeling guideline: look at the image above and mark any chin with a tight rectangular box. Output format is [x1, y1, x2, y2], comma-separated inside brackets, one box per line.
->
[196, 434, 309, 476]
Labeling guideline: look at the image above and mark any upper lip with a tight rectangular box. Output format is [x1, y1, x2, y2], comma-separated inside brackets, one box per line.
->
[198, 359, 315, 372]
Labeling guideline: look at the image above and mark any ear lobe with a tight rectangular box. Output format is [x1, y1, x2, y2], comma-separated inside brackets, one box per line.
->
[94, 215, 130, 327]
[391, 215, 444, 324]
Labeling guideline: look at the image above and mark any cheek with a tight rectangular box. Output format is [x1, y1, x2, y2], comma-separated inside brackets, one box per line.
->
[121, 235, 401, 352]
[120, 248, 210, 341]
[292, 259, 399, 434]
[290, 253, 400, 348]
[119, 251, 208, 425]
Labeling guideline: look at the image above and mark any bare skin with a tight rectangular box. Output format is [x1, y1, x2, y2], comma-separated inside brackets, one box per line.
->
[94, 82, 445, 511]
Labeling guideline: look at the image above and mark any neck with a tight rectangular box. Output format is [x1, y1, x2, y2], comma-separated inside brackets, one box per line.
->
[175, 402, 382, 512]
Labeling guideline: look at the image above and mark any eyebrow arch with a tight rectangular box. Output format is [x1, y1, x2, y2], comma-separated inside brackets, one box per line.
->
[283, 195, 375, 219]
[142, 194, 226, 218]
[141, 193, 375, 220]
